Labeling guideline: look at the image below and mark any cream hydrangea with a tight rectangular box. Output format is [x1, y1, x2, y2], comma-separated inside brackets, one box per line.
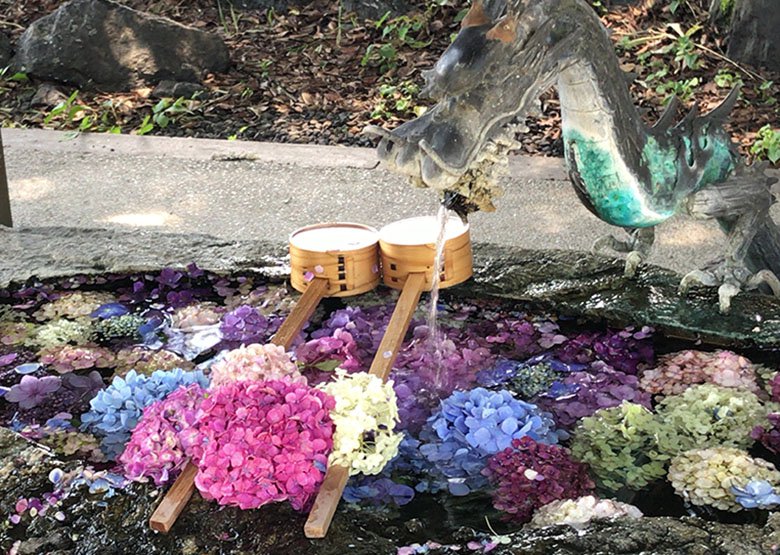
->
[528, 495, 643, 530]
[33, 291, 116, 321]
[668, 447, 780, 511]
[171, 303, 224, 331]
[209, 343, 303, 387]
[33, 318, 92, 351]
[318, 370, 402, 475]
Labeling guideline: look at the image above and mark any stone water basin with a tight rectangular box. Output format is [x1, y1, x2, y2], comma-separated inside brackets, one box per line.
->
[1, 245, 780, 555]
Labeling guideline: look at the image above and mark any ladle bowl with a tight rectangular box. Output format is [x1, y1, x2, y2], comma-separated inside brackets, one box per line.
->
[289, 222, 381, 297]
[379, 215, 472, 291]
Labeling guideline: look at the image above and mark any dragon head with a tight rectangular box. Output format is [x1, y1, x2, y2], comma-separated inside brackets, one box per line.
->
[367, 0, 586, 218]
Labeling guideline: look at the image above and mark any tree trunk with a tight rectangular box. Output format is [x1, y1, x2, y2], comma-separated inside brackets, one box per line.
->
[723, 0, 780, 72]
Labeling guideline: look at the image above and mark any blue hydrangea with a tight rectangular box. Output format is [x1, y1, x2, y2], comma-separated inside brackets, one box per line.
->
[418, 387, 565, 496]
[732, 480, 780, 509]
[81, 368, 208, 458]
[343, 477, 415, 507]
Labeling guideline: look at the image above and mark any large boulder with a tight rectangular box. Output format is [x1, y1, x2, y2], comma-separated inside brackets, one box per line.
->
[12, 0, 230, 90]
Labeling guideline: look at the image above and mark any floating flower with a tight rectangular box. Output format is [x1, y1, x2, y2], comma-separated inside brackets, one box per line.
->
[655, 383, 772, 455]
[639, 350, 761, 398]
[731, 479, 780, 509]
[210, 343, 303, 387]
[343, 476, 415, 507]
[528, 495, 643, 530]
[81, 368, 209, 459]
[5, 375, 62, 409]
[171, 303, 224, 331]
[668, 447, 780, 511]
[193, 379, 335, 511]
[219, 305, 279, 346]
[536, 367, 652, 428]
[120, 384, 207, 485]
[0, 322, 36, 347]
[112, 347, 193, 377]
[33, 291, 116, 321]
[319, 370, 402, 475]
[33, 319, 91, 350]
[91, 314, 146, 343]
[751, 412, 780, 454]
[555, 326, 654, 375]
[570, 402, 670, 492]
[295, 329, 362, 378]
[418, 388, 564, 495]
[483, 437, 594, 523]
[39, 345, 115, 374]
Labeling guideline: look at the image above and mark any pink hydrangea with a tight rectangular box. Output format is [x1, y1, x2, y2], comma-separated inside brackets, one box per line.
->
[119, 384, 207, 486]
[639, 350, 761, 398]
[193, 379, 335, 511]
[40, 345, 115, 374]
[209, 343, 303, 387]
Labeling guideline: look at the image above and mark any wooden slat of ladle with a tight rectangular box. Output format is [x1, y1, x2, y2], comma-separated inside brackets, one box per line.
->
[149, 276, 330, 533]
[304, 271, 427, 538]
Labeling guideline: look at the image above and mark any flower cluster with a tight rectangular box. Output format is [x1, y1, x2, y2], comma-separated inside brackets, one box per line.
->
[120, 384, 207, 485]
[91, 314, 146, 343]
[193, 379, 334, 510]
[732, 480, 780, 509]
[555, 326, 654, 375]
[319, 370, 402, 475]
[751, 412, 780, 454]
[295, 329, 362, 378]
[39, 345, 115, 374]
[5, 375, 62, 409]
[171, 303, 224, 331]
[209, 343, 303, 387]
[528, 495, 643, 530]
[536, 368, 652, 428]
[476, 357, 577, 400]
[655, 384, 771, 455]
[112, 347, 193, 377]
[1, 322, 36, 347]
[483, 437, 594, 523]
[769, 372, 780, 403]
[639, 350, 761, 398]
[668, 447, 780, 511]
[219, 305, 279, 346]
[571, 402, 670, 491]
[343, 476, 415, 506]
[33, 291, 116, 321]
[81, 368, 208, 458]
[33, 319, 91, 351]
[419, 388, 563, 495]
[310, 305, 395, 365]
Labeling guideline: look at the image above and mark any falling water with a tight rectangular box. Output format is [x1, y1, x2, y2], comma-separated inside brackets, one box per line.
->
[427, 205, 449, 387]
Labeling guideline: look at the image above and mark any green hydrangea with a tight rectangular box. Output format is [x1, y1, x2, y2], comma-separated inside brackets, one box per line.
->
[92, 315, 146, 343]
[656, 383, 774, 456]
[668, 447, 780, 511]
[507, 362, 563, 399]
[33, 291, 116, 322]
[570, 402, 671, 492]
[33, 318, 92, 350]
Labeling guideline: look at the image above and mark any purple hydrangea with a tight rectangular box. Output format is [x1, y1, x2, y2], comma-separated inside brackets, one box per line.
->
[5, 375, 62, 409]
[343, 477, 415, 506]
[752, 413, 780, 454]
[555, 326, 654, 375]
[535, 367, 652, 428]
[294, 329, 362, 381]
[219, 305, 279, 346]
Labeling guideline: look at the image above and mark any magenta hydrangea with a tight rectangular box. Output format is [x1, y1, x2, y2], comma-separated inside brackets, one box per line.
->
[295, 328, 362, 381]
[484, 437, 595, 523]
[119, 384, 207, 486]
[768, 373, 780, 403]
[193, 379, 335, 511]
[535, 367, 652, 428]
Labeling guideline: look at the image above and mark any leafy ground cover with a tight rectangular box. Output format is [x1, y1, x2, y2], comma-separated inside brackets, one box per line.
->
[0, 0, 776, 162]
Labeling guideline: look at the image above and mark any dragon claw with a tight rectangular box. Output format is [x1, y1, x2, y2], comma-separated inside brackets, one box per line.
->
[592, 235, 632, 255]
[623, 251, 643, 278]
[679, 265, 780, 313]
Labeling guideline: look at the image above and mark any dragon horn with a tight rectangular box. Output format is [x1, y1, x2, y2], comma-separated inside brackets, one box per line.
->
[486, 7, 518, 43]
[701, 86, 740, 126]
[461, 0, 491, 28]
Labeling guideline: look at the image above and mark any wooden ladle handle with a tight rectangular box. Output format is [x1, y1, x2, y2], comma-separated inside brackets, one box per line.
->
[148, 277, 329, 533]
[304, 272, 427, 538]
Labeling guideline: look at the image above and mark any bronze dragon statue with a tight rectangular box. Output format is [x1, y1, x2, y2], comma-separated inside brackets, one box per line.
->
[367, 0, 780, 313]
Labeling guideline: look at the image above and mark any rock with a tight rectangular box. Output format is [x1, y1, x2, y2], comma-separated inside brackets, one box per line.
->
[0, 31, 12, 68]
[152, 80, 207, 100]
[29, 84, 68, 108]
[13, 0, 230, 91]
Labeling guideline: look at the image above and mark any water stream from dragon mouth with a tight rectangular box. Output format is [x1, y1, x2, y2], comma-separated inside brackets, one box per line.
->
[427, 205, 450, 389]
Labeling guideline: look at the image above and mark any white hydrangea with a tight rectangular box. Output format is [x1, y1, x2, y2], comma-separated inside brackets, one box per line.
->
[319, 370, 402, 476]
[528, 495, 643, 530]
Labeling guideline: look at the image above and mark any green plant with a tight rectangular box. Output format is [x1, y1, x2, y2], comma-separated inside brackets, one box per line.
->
[370, 81, 425, 120]
[714, 69, 743, 89]
[216, 0, 241, 35]
[361, 11, 433, 73]
[750, 125, 780, 164]
[228, 126, 249, 141]
[43, 90, 89, 128]
[758, 81, 777, 106]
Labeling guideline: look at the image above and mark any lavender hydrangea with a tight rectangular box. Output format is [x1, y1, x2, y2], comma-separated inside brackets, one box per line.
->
[418, 388, 565, 495]
[535, 367, 652, 428]
[555, 326, 654, 375]
[219, 305, 280, 346]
